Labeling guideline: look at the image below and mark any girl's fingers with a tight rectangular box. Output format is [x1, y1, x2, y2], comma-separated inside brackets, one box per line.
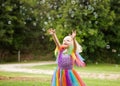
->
[47, 28, 56, 35]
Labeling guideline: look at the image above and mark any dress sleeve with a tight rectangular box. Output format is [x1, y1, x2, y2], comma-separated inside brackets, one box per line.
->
[71, 52, 86, 67]
[54, 47, 59, 58]
[54, 46, 64, 63]
[54, 46, 64, 57]
[54, 47, 59, 63]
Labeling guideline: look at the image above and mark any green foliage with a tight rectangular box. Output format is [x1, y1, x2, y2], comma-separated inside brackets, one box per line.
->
[101, 0, 120, 63]
[44, 0, 117, 63]
[0, 0, 119, 63]
[0, 0, 47, 57]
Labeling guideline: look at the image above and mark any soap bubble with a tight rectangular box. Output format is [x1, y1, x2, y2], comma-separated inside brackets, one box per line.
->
[71, 0, 76, 5]
[8, 21, 11, 24]
[118, 54, 120, 56]
[42, 28, 46, 32]
[106, 45, 110, 49]
[44, 21, 48, 25]
[2, 3, 5, 7]
[24, 22, 26, 25]
[33, 22, 37, 26]
[112, 49, 117, 53]
[42, 36, 44, 39]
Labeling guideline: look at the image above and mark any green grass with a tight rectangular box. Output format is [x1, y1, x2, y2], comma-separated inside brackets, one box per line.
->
[0, 71, 51, 86]
[76, 63, 120, 73]
[0, 80, 50, 86]
[0, 77, 120, 86]
[27, 63, 120, 73]
[84, 78, 120, 86]
[0, 63, 120, 86]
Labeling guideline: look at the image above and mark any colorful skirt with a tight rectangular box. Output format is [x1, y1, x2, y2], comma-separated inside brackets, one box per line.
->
[51, 68, 86, 86]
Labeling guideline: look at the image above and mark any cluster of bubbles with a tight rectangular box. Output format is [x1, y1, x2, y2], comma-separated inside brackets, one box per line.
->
[106, 44, 120, 56]
[87, 5, 95, 12]
[3, 0, 101, 28]
[19, 1, 44, 27]
[36, 0, 46, 5]
[2, 0, 46, 41]
[69, 8, 75, 18]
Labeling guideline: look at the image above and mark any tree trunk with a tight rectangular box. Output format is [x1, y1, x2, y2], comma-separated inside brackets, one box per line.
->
[0, 50, 5, 62]
[18, 50, 20, 62]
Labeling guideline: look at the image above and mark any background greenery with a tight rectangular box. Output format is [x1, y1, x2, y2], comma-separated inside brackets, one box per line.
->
[0, 0, 120, 63]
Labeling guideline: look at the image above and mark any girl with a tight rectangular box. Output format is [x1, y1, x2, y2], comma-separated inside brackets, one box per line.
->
[48, 28, 86, 86]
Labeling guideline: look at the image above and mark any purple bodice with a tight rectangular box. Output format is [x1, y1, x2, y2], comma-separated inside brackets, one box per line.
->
[58, 53, 73, 69]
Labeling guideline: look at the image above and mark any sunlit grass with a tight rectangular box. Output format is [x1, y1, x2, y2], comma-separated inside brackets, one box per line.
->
[0, 77, 120, 86]
[76, 63, 120, 73]
[0, 71, 51, 86]
[0, 80, 50, 86]
[0, 63, 120, 86]
[84, 78, 120, 86]
[27, 63, 120, 73]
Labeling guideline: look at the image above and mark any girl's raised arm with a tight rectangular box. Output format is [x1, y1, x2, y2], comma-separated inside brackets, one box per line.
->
[48, 28, 61, 48]
[71, 30, 77, 52]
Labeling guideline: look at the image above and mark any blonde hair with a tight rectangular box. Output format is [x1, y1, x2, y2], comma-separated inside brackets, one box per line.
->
[75, 40, 82, 53]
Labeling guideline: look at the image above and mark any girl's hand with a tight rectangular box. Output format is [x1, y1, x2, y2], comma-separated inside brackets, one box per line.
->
[71, 30, 76, 39]
[48, 28, 55, 35]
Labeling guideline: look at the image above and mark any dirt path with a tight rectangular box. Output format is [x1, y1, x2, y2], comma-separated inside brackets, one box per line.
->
[0, 61, 120, 80]
[0, 61, 55, 75]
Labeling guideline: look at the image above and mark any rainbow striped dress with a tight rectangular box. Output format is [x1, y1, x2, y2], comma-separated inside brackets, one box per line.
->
[51, 46, 86, 86]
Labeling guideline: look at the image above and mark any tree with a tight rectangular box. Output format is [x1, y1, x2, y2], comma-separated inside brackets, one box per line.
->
[44, 0, 115, 63]
[0, 0, 119, 63]
[104, 0, 120, 63]
[0, 0, 47, 61]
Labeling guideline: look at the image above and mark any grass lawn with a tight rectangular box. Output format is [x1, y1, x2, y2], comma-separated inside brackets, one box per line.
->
[0, 80, 50, 86]
[84, 78, 120, 86]
[27, 63, 120, 73]
[0, 63, 120, 86]
[0, 73, 120, 86]
[0, 71, 51, 86]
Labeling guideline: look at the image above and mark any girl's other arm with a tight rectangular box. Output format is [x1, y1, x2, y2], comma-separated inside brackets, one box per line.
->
[71, 31, 77, 52]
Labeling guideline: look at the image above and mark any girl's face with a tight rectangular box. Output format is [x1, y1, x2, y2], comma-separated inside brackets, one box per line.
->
[62, 36, 73, 47]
